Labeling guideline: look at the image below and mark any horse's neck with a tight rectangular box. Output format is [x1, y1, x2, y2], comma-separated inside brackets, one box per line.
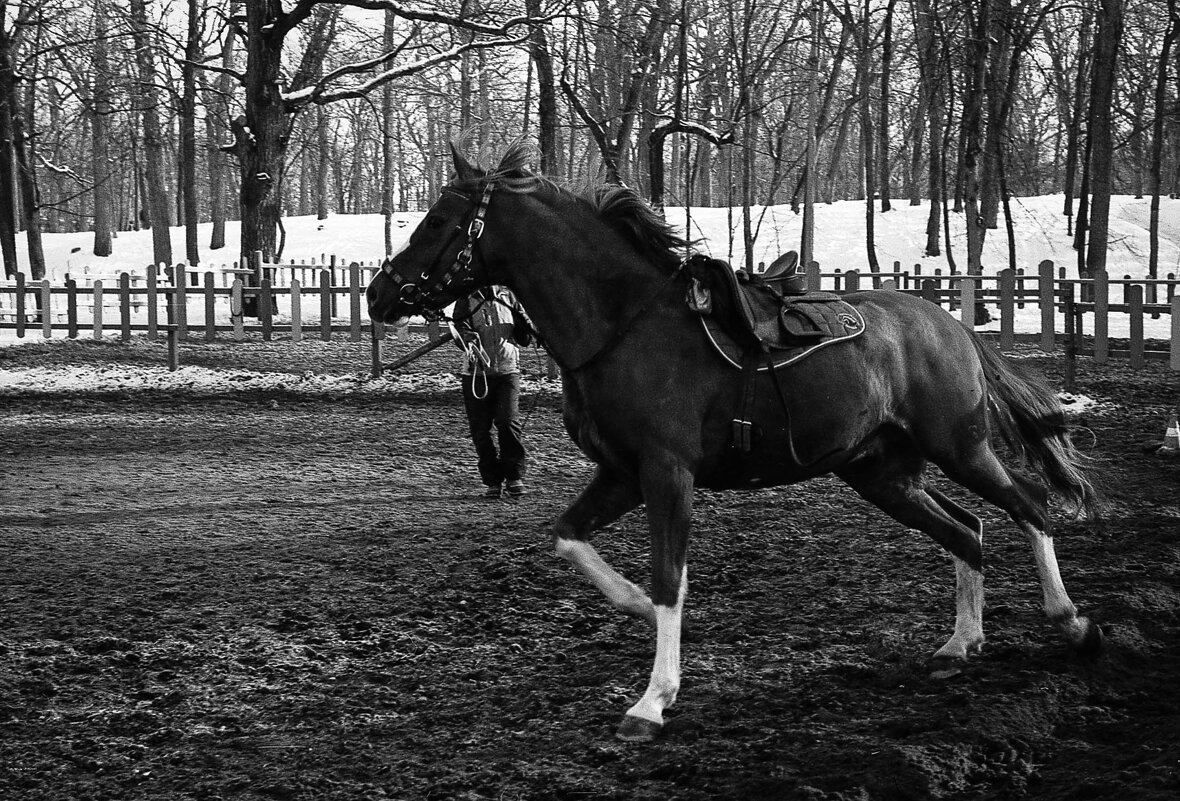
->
[503, 217, 673, 370]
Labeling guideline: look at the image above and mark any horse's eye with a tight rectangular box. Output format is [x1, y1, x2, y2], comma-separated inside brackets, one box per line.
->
[426, 215, 446, 230]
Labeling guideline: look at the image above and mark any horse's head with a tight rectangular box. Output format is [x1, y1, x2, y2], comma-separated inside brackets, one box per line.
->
[367, 144, 504, 326]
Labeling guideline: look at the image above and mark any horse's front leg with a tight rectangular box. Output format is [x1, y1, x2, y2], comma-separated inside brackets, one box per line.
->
[552, 467, 653, 623]
[616, 461, 694, 743]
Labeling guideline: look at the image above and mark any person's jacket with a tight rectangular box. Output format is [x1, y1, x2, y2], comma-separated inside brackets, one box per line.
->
[452, 286, 528, 376]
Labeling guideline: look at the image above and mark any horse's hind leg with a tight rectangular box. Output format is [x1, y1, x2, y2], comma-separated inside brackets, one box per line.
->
[936, 451, 1104, 657]
[838, 450, 988, 667]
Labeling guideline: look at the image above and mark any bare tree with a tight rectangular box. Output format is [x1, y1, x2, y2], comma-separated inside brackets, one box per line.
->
[1149, 0, 1179, 282]
[1, 0, 45, 279]
[1084, 0, 1125, 276]
[129, 0, 172, 267]
[219, 0, 536, 271]
[91, 0, 114, 257]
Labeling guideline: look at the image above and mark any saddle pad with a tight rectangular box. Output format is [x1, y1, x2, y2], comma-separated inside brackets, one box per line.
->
[700, 299, 866, 370]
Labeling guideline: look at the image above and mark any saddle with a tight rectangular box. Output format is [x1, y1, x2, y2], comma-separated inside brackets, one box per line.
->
[685, 252, 864, 369]
[684, 252, 865, 455]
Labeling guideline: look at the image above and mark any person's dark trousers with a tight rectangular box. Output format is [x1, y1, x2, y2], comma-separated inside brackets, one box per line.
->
[461, 372, 526, 487]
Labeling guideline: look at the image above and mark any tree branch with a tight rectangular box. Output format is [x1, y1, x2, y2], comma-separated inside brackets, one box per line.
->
[285, 34, 531, 108]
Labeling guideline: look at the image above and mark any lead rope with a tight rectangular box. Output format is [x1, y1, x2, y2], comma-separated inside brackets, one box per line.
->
[466, 337, 491, 399]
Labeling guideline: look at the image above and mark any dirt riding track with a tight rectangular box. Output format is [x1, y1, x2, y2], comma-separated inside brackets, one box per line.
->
[1, 335, 1178, 800]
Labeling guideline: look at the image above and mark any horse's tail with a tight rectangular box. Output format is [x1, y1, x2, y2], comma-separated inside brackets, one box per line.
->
[970, 334, 1100, 518]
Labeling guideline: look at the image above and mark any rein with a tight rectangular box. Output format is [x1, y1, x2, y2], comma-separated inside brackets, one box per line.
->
[561, 259, 688, 373]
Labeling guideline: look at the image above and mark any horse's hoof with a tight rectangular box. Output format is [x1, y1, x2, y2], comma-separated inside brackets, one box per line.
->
[616, 715, 662, 743]
[1073, 619, 1105, 659]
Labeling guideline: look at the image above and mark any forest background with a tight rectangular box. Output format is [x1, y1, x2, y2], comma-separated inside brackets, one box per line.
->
[0, 0, 1176, 290]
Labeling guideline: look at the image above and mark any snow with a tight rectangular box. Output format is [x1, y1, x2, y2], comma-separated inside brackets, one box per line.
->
[7, 193, 1179, 283]
[0, 362, 562, 399]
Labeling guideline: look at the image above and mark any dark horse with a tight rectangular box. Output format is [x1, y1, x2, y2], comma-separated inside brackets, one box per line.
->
[368, 144, 1102, 743]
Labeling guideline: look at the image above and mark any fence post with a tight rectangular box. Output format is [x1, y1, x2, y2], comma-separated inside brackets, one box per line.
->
[166, 325, 179, 371]
[1039, 260, 1055, 351]
[260, 279, 273, 341]
[119, 273, 131, 342]
[174, 263, 189, 341]
[231, 280, 245, 341]
[1063, 285, 1077, 393]
[93, 281, 104, 340]
[806, 261, 820, 292]
[320, 270, 332, 341]
[146, 268, 159, 339]
[959, 276, 976, 328]
[66, 278, 78, 339]
[204, 272, 217, 342]
[999, 269, 1015, 350]
[349, 262, 362, 342]
[844, 269, 860, 293]
[291, 278, 302, 342]
[921, 278, 938, 305]
[15, 273, 25, 337]
[329, 255, 339, 317]
[1093, 270, 1109, 363]
[40, 280, 51, 339]
[1129, 285, 1145, 370]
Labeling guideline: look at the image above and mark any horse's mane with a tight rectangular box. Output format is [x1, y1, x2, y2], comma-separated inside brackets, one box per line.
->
[453, 143, 695, 268]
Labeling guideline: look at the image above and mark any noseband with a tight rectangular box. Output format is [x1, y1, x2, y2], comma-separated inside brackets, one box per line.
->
[381, 182, 495, 309]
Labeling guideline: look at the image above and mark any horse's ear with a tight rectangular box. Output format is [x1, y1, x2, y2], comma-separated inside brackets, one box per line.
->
[450, 143, 478, 182]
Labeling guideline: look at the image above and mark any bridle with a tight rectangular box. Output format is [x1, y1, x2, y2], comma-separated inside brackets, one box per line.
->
[380, 182, 495, 311]
[378, 177, 687, 374]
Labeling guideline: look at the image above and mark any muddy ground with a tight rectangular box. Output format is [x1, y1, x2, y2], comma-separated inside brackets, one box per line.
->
[1, 334, 1178, 800]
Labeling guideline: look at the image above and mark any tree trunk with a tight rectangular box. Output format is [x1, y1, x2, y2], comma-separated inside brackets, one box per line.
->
[316, 105, 329, 220]
[382, 10, 395, 255]
[91, 0, 113, 257]
[979, 0, 1011, 230]
[525, 0, 558, 175]
[2, 4, 43, 279]
[181, 0, 201, 265]
[802, 2, 820, 268]
[206, 0, 238, 251]
[877, 0, 896, 213]
[1148, 0, 1178, 281]
[914, 0, 943, 255]
[0, 3, 20, 277]
[129, 0, 173, 268]
[233, 0, 290, 269]
[1062, 14, 1091, 222]
[961, 0, 992, 275]
[1084, 0, 1125, 276]
[859, 0, 879, 273]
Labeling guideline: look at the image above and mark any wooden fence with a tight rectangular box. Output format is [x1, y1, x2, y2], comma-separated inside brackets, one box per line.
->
[2, 256, 1178, 372]
[0, 255, 381, 345]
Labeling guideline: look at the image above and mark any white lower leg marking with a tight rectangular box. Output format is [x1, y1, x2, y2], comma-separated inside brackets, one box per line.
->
[554, 538, 656, 624]
[625, 566, 686, 726]
[1021, 524, 1078, 621]
[934, 556, 985, 660]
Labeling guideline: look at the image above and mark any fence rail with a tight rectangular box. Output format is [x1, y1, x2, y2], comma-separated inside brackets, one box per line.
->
[2, 256, 1178, 372]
